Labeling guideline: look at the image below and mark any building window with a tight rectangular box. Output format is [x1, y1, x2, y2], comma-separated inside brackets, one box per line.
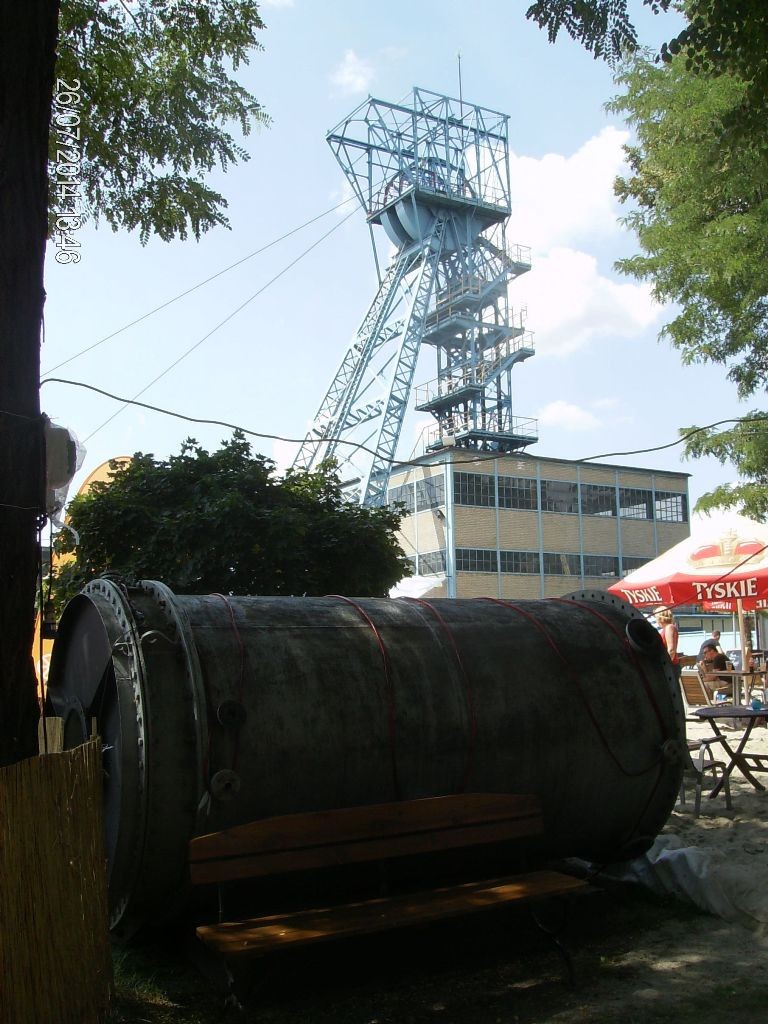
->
[456, 548, 498, 572]
[499, 550, 540, 574]
[387, 483, 415, 514]
[541, 480, 579, 514]
[542, 552, 581, 575]
[621, 556, 652, 574]
[582, 555, 619, 578]
[619, 487, 653, 520]
[418, 549, 446, 575]
[454, 471, 495, 507]
[580, 483, 617, 517]
[655, 490, 688, 523]
[416, 475, 445, 511]
[404, 554, 417, 573]
[498, 475, 538, 510]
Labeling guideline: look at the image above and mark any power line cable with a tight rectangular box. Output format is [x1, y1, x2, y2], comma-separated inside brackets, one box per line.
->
[80, 207, 358, 442]
[38, 380, 768, 473]
[579, 416, 768, 462]
[0, 409, 40, 421]
[43, 194, 358, 375]
[40, 378, 406, 464]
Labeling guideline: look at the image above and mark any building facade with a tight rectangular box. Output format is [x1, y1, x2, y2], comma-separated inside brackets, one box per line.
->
[388, 451, 690, 599]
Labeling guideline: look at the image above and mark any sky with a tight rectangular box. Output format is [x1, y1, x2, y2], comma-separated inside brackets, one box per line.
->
[42, 0, 751, 513]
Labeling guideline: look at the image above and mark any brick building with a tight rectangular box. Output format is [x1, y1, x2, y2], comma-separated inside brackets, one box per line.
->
[388, 451, 690, 599]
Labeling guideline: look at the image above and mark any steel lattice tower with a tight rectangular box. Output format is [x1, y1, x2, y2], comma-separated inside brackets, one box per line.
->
[292, 87, 537, 506]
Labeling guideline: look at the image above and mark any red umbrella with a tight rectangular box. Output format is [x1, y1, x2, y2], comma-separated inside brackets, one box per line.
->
[608, 513, 768, 611]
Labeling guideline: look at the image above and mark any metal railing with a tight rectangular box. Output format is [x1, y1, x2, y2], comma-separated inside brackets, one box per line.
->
[421, 414, 539, 451]
[414, 334, 535, 408]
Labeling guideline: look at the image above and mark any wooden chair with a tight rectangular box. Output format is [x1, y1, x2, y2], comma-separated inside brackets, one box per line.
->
[696, 664, 734, 705]
[679, 670, 715, 712]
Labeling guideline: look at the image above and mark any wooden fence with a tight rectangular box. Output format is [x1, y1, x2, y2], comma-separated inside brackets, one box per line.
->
[0, 737, 112, 1023]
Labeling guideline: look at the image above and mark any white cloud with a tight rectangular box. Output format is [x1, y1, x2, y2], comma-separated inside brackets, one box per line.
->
[260, 0, 294, 8]
[520, 247, 661, 357]
[508, 126, 629, 252]
[536, 401, 601, 431]
[499, 129, 664, 359]
[329, 50, 375, 96]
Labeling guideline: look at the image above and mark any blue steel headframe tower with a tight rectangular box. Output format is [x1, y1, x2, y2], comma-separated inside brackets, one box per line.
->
[292, 87, 537, 505]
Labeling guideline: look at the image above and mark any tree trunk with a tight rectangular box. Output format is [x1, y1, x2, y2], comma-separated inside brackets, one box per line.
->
[0, 2, 59, 765]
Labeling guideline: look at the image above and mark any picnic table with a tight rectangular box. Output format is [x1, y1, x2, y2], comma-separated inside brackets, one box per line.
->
[694, 706, 768, 798]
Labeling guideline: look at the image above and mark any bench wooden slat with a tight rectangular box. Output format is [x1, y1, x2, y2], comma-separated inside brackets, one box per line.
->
[190, 794, 542, 886]
[191, 818, 541, 885]
[196, 869, 588, 958]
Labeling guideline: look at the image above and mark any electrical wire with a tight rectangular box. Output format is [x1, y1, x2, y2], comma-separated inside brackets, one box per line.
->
[36, 380, 768, 474]
[80, 207, 358, 442]
[0, 409, 39, 421]
[42, 194, 358, 375]
[0, 502, 47, 513]
[580, 416, 768, 462]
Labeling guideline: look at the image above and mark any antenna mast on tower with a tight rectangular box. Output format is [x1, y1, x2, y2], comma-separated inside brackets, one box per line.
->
[292, 87, 536, 505]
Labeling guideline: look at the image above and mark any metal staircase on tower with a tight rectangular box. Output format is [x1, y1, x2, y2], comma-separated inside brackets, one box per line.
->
[292, 87, 537, 506]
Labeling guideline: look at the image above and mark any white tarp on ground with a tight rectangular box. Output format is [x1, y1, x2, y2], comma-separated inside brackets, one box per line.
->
[602, 834, 768, 933]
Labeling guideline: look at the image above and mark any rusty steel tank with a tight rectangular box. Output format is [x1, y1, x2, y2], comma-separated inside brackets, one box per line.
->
[46, 578, 686, 938]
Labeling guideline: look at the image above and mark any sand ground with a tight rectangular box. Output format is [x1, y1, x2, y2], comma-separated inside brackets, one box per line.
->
[254, 714, 768, 1023]
[113, 715, 768, 1023]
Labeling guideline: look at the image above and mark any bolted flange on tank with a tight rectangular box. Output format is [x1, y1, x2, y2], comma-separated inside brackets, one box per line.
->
[47, 579, 686, 939]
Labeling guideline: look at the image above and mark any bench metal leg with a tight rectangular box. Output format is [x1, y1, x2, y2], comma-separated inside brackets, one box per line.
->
[528, 897, 576, 987]
[187, 934, 267, 1012]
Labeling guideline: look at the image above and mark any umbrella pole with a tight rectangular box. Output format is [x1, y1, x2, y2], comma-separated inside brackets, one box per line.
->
[737, 598, 750, 671]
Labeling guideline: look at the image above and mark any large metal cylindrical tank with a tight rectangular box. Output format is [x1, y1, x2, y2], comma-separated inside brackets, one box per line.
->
[47, 579, 685, 939]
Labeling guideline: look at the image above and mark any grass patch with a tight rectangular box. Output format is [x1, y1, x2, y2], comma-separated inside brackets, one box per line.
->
[108, 941, 229, 1024]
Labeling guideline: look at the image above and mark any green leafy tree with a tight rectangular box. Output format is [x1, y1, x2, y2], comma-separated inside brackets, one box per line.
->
[56, 1, 269, 241]
[525, 1, 766, 71]
[54, 435, 411, 605]
[681, 417, 768, 522]
[528, 3, 768, 518]
[608, 54, 768, 517]
[526, 1, 768, 139]
[1, 1, 267, 764]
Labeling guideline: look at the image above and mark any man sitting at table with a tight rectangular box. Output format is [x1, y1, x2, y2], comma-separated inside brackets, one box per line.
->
[698, 641, 732, 698]
[698, 631, 724, 658]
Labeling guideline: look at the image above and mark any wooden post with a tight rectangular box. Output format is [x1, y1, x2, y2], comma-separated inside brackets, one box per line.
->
[737, 598, 751, 669]
[37, 717, 64, 754]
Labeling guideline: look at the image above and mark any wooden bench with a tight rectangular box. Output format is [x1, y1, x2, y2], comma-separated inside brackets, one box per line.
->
[189, 794, 589, 996]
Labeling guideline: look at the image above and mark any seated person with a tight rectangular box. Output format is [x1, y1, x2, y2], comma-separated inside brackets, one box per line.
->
[698, 641, 732, 697]
[698, 631, 724, 659]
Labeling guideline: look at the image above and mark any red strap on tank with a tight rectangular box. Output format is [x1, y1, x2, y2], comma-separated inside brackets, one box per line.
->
[547, 598, 670, 857]
[551, 597, 667, 734]
[326, 596, 402, 800]
[477, 597, 660, 778]
[404, 598, 477, 793]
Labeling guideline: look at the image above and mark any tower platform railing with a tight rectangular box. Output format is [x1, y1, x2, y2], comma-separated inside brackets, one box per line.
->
[414, 333, 536, 409]
[421, 414, 539, 454]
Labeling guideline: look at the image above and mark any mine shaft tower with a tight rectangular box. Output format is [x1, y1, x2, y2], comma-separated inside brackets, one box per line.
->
[292, 87, 537, 505]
